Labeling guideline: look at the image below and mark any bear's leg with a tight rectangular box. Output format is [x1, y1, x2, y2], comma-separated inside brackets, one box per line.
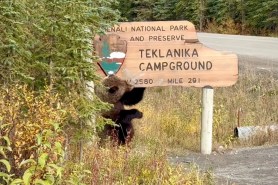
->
[117, 123, 128, 145]
[124, 123, 134, 145]
[116, 109, 142, 145]
[117, 122, 134, 145]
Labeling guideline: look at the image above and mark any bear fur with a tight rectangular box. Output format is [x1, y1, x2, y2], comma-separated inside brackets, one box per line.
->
[95, 75, 145, 145]
[116, 109, 143, 145]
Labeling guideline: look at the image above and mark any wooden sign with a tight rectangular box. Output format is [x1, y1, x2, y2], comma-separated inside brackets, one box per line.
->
[94, 21, 238, 87]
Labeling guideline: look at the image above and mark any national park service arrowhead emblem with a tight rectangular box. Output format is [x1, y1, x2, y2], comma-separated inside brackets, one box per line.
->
[94, 34, 127, 76]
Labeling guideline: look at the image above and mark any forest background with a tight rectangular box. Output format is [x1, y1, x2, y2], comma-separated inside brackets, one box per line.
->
[117, 0, 278, 36]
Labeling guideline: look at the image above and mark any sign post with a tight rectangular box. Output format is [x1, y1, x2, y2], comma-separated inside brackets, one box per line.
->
[94, 21, 238, 154]
[201, 86, 214, 154]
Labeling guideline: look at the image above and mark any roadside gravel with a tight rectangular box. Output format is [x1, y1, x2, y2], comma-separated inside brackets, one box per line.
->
[169, 145, 278, 185]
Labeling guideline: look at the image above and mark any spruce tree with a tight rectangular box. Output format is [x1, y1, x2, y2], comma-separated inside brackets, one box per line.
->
[0, 0, 120, 146]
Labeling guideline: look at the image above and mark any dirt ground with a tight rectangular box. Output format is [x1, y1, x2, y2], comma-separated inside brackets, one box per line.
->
[169, 145, 278, 185]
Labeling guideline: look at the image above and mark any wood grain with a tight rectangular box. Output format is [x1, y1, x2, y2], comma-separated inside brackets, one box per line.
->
[94, 21, 238, 87]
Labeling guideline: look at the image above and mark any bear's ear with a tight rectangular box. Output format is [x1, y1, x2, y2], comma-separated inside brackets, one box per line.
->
[124, 81, 133, 92]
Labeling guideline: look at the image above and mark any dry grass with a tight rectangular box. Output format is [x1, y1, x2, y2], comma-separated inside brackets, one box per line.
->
[62, 63, 278, 184]
[133, 63, 278, 152]
[67, 143, 214, 185]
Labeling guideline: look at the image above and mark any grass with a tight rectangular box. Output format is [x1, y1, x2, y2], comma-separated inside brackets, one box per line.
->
[73, 63, 278, 184]
[68, 64, 276, 184]
[2, 62, 275, 184]
[63, 63, 278, 184]
[3, 65, 276, 184]
[67, 142, 214, 185]
[133, 63, 278, 152]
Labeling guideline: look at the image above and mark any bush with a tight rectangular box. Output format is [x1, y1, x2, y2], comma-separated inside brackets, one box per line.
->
[0, 85, 71, 184]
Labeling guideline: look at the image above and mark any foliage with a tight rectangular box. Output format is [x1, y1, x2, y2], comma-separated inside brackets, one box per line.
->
[0, 0, 120, 184]
[0, 0, 119, 87]
[131, 0, 156, 21]
[175, 0, 201, 26]
[82, 145, 213, 185]
[134, 87, 202, 152]
[245, 0, 278, 34]
[0, 84, 215, 183]
[116, 0, 277, 35]
[0, 85, 69, 184]
[205, 0, 239, 24]
[206, 18, 241, 35]
[0, 0, 119, 129]
[115, 0, 134, 21]
[0, 0, 119, 154]
[152, 0, 179, 21]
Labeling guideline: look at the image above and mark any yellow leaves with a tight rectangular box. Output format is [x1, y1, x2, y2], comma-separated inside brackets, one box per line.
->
[0, 84, 73, 167]
[0, 84, 73, 183]
[15, 141, 24, 148]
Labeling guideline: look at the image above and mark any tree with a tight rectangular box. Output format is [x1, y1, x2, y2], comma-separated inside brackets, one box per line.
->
[245, 0, 278, 34]
[116, 0, 156, 21]
[153, 0, 179, 21]
[0, 0, 120, 182]
[116, 0, 135, 21]
[1, 0, 119, 87]
[205, 0, 232, 24]
[0, 0, 119, 122]
[175, 0, 201, 27]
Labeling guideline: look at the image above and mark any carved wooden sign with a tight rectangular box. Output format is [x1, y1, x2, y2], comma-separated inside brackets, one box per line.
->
[94, 21, 238, 87]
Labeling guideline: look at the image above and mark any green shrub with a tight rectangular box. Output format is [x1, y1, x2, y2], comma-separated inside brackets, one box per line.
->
[0, 85, 69, 184]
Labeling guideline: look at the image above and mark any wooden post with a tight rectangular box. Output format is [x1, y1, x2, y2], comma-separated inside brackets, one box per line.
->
[201, 86, 214, 154]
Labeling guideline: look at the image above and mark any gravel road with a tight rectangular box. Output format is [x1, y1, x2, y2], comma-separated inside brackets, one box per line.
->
[197, 33, 278, 73]
[169, 145, 278, 185]
[197, 33, 278, 62]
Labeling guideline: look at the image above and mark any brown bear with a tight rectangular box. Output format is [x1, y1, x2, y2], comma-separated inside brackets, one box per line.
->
[95, 75, 145, 145]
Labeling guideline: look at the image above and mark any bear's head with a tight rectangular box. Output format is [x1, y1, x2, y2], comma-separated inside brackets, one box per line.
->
[95, 75, 133, 104]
